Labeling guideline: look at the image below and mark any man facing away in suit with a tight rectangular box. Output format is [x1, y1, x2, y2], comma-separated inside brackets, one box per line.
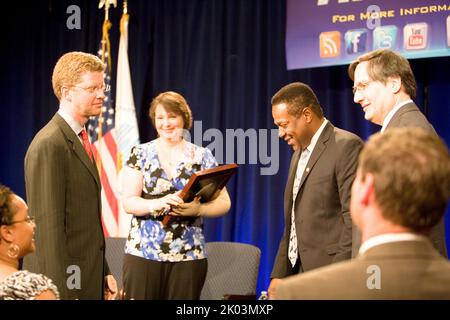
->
[24, 52, 117, 299]
[348, 49, 447, 258]
[268, 82, 364, 298]
[274, 127, 450, 299]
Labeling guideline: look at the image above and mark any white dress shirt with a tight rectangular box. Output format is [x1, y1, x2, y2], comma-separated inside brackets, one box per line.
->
[359, 232, 427, 255]
[58, 108, 85, 144]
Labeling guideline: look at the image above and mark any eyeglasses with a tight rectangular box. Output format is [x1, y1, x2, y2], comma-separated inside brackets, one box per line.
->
[9, 216, 35, 225]
[72, 84, 111, 94]
[352, 80, 374, 95]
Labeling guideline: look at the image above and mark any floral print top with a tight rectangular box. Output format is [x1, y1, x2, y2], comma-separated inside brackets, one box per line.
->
[125, 140, 217, 262]
[0, 270, 60, 300]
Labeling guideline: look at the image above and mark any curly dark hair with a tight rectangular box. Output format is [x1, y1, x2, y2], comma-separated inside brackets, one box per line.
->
[0, 184, 15, 226]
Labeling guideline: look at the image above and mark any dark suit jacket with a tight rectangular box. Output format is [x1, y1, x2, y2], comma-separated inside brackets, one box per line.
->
[386, 102, 435, 132]
[275, 238, 450, 299]
[24, 113, 109, 300]
[352, 103, 448, 258]
[271, 121, 363, 278]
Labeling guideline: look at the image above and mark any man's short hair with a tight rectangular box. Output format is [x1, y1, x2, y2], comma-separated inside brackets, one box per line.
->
[359, 127, 450, 232]
[149, 91, 193, 130]
[348, 49, 417, 99]
[52, 51, 105, 101]
[271, 82, 324, 118]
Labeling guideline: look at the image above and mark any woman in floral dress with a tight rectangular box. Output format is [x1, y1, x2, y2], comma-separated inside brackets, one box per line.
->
[121, 91, 231, 299]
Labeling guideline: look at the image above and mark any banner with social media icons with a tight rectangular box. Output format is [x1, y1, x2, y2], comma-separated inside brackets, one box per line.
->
[286, 0, 450, 69]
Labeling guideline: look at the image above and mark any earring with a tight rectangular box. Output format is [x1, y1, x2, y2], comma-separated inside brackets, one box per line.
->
[7, 243, 20, 259]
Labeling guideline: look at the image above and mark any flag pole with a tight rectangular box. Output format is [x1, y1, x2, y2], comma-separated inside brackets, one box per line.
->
[98, 0, 117, 70]
[96, 0, 116, 173]
[123, 0, 128, 15]
[120, 1, 128, 47]
[116, 0, 140, 236]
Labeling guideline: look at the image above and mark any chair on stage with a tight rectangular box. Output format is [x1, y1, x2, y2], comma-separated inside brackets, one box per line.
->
[200, 241, 261, 300]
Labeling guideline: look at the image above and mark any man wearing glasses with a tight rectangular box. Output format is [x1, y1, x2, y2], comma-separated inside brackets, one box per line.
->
[348, 49, 447, 258]
[24, 51, 117, 299]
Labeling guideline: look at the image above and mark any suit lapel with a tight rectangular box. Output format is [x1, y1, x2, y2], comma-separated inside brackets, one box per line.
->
[297, 121, 332, 190]
[53, 113, 101, 189]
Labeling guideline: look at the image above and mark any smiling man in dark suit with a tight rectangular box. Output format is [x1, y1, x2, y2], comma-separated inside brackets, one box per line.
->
[349, 49, 447, 258]
[24, 52, 117, 299]
[268, 82, 363, 298]
[275, 128, 450, 299]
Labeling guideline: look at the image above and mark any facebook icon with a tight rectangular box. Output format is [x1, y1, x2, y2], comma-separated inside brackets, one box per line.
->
[345, 29, 368, 54]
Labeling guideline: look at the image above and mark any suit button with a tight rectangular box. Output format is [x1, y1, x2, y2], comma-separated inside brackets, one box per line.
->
[100, 245, 105, 251]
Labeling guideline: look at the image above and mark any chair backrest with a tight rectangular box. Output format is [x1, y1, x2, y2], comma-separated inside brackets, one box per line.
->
[105, 237, 126, 292]
[200, 241, 261, 300]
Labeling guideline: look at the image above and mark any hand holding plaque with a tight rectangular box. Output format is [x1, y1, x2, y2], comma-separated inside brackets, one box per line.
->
[164, 163, 238, 221]
[179, 163, 238, 203]
[171, 197, 202, 217]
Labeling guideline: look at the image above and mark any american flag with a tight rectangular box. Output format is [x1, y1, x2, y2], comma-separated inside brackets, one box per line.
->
[88, 40, 119, 237]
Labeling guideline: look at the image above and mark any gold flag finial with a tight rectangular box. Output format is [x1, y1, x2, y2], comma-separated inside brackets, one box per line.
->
[123, 0, 128, 15]
[99, 0, 117, 21]
[98, 0, 116, 70]
[120, 0, 130, 34]
[99, 0, 117, 10]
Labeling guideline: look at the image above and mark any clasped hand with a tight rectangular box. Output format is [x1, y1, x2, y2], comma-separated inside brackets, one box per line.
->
[156, 191, 184, 211]
[156, 192, 201, 217]
[171, 197, 202, 217]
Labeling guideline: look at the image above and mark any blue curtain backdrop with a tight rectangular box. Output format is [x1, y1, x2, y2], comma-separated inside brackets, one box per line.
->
[1, 0, 449, 295]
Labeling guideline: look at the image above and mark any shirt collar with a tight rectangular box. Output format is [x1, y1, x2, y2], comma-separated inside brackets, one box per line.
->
[381, 99, 413, 132]
[58, 108, 84, 136]
[358, 232, 426, 255]
[305, 118, 328, 153]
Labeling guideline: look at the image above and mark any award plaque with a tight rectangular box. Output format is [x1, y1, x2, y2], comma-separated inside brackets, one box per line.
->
[179, 163, 238, 203]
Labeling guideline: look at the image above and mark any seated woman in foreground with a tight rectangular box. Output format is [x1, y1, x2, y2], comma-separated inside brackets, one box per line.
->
[0, 184, 59, 300]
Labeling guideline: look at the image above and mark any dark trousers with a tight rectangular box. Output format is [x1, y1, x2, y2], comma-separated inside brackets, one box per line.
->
[122, 253, 207, 300]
